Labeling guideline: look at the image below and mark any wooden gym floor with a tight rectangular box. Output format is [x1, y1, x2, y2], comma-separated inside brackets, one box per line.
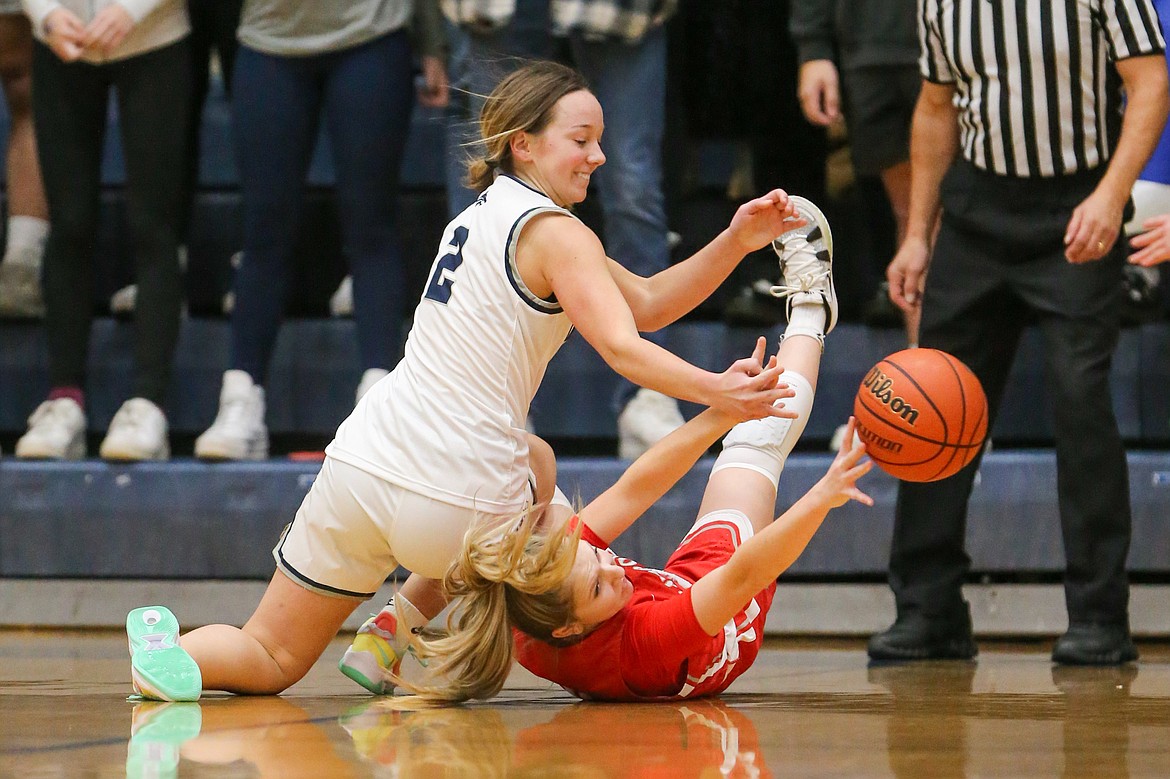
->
[2, 631, 1168, 777]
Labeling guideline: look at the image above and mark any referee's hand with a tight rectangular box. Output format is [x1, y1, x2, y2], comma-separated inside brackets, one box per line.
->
[886, 237, 930, 314]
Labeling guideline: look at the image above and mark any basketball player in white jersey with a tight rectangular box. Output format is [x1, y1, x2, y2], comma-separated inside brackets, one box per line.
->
[125, 61, 811, 701]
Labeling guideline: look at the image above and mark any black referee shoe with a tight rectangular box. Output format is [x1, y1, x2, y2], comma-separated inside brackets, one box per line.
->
[867, 612, 977, 661]
[1051, 623, 1138, 666]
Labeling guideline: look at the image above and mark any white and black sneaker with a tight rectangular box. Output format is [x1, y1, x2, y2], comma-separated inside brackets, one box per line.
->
[769, 195, 837, 336]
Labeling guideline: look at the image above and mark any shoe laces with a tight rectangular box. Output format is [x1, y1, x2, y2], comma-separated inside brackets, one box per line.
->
[769, 226, 830, 300]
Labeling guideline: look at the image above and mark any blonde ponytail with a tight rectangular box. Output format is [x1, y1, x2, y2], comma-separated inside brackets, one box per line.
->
[396, 508, 583, 703]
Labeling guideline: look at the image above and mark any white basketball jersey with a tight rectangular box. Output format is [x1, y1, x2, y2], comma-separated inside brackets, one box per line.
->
[328, 175, 575, 512]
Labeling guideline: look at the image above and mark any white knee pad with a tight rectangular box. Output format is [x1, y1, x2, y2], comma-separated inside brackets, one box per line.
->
[712, 370, 814, 487]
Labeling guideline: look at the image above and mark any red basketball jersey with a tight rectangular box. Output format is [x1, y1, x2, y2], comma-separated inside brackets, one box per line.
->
[514, 520, 775, 701]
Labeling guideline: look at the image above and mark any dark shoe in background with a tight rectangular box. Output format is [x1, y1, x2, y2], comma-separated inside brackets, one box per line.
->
[1051, 623, 1138, 666]
[860, 281, 904, 329]
[868, 609, 978, 662]
[1120, 265, 1161, 327]
[723, 278, 785, 328]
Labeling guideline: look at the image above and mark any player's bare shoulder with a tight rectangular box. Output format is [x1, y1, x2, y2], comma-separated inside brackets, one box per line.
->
[515, 213, 605, 296]
[519, 212, 603, 261]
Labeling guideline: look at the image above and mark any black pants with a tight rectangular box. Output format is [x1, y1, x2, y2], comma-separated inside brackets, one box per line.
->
[32, 39, 192, 403]
[182, 0, 243, 238]
[889, 161, 1132, 627]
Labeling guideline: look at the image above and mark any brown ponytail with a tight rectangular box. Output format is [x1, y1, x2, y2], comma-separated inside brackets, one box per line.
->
[464, 61, 591, 193]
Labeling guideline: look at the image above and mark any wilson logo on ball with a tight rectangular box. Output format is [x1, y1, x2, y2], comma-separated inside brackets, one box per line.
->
[853, 348, 988, 483]
[861, 367, 920, 424]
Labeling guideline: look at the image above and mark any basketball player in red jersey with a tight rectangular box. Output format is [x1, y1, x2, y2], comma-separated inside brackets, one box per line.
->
[397, 197, 874, 702]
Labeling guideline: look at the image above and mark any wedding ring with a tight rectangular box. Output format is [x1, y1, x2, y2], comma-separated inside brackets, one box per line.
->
[1097, 241, 1105, 251]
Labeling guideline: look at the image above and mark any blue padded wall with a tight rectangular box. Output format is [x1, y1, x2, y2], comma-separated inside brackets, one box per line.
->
[2, 452, 1169, 578]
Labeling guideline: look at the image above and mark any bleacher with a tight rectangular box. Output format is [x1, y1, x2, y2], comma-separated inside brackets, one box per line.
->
[3, 314, 1170, 634]
[2, 78, 1169, 636]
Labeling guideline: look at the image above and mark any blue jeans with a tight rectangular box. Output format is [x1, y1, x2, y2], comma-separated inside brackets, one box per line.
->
[445, 15, 671, 412]
[231, 31, 415, 383]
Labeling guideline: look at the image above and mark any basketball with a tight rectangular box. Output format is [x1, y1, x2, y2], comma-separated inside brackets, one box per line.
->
[852, 348, 988, 482]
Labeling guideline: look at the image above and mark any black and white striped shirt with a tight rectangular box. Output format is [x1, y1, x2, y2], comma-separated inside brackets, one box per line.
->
[919, 0, 1165, 177]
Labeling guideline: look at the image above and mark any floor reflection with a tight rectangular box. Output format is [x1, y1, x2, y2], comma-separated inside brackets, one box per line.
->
[1, 635, 1167, 779]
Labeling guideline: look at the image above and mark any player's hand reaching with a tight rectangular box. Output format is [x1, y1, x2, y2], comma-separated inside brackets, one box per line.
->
[1128, 213, 1170, 267]
[725, 190, 806, 255]
[813, 417, 874, 509]
[707, 337, 796, 422]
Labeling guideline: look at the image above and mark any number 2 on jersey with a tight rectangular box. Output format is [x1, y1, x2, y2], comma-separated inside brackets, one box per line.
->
[424, 226, 468, 304]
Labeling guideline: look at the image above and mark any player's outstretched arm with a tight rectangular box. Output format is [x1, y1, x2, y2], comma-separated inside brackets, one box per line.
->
[688, 418, 873, 635]
[579, 343, 783, 545]
[534, 218, 790, 420]
[606, 190, 805, 332]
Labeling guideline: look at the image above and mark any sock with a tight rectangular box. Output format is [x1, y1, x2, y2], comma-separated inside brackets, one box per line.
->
[376, 594, 427, 655]
[711, 371, 815, 487]
[48, 386, 85, 410]
[4, 216, 48, 264]
[783, 303, 827, 344]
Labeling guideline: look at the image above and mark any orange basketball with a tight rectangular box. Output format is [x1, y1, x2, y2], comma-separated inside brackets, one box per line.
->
[852, 348, 988, 482]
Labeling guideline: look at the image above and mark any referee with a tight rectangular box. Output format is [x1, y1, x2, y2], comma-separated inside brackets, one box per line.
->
[874, 0, 1168, 665]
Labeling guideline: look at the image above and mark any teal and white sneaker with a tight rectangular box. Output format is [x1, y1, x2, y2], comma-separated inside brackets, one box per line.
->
[125, 701, 202, 779]
[770, 195, 837, 336]
[127, 606, 202, 702]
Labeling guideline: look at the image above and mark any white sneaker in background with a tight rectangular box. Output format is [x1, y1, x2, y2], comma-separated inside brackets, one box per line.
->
[100, 398, 170, 461]
[14, 398, 87, 460]
[829, 422, 849, 452]
[108, 246, 188, 317]
[617, 388, 685, 460]
[109, 283, 138, 316]
[828, 421, 865, 453]
[194, 370, 268, 460]
[355, 368, 388, 404]
[330, 275, 354, 317]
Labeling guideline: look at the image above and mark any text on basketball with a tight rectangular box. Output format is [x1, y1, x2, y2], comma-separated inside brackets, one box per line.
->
[861, 367, 920, 424]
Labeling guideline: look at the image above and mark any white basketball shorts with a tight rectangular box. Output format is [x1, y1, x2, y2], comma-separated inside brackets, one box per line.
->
[274, 457, 533, 599]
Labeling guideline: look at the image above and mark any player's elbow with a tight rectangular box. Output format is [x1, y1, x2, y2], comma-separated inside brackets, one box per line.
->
[596, 335, 650, 380]
[632, 310, 668, 334]
[720, 557, 773, 606]
[622, 292, 666, 333]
